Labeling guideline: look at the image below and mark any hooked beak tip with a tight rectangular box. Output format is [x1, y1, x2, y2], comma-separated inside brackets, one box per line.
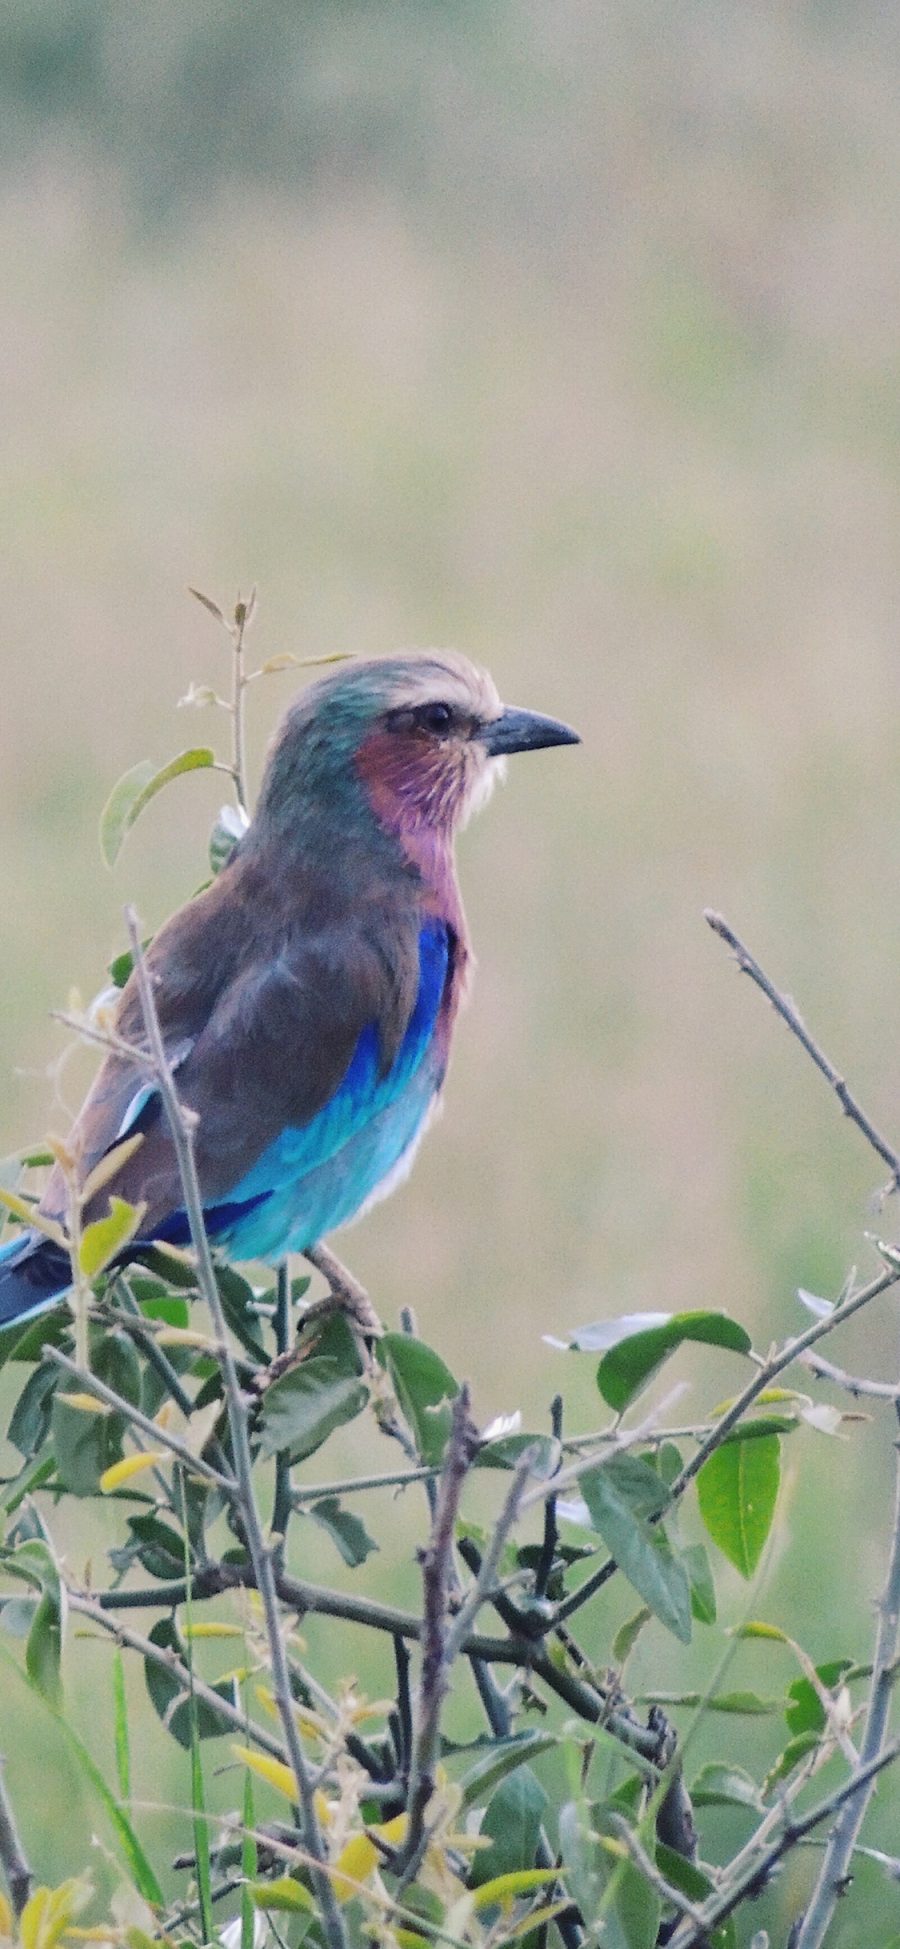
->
[480, 707, 581, 758]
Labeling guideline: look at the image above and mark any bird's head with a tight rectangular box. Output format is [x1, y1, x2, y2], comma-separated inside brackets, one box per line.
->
[255, 650, 579, 850]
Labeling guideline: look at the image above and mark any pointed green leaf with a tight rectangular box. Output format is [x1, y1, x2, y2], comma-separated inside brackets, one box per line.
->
[785, 1661, 855, 1736]
[612, 1608, 652, 1664]
[689, 1763, 761, 1810]
[470, 1766, 548, 1889]
[100, 749, 216, 868]
[257, 1359, 367, 1462]
[597, 1311, 752, 1412]
[307, 1496, 378, 1567]
[579, 1457, 692, 1642]
[477, 1433, 559, 1475]
[654, 1847, 735, 1948]
[249, 1879, 315, 1914]
[380, 1333, 459, 1465]
[143, 1617, 238, 1746]
[594, 1806, 661, 1949]
[697, 1434, 780, 1578]
[683, 1542, 717, 1625]
[764, 1731, 820, 1791]
[458, 1732, 559, 1811]
[26, 1587, 63, 1705]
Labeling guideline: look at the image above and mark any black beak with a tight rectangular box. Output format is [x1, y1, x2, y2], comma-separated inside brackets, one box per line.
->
[480, 706, 581, 757]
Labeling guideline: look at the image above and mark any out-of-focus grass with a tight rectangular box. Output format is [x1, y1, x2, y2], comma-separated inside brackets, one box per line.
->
[4, 4, 900, 1933]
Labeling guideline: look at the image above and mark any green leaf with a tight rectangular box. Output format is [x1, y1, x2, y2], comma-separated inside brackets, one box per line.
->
[100, 748, 216, 868]
[689, 1763, 761, 1810]
[596, 1312, 752, 1412]
[123, 1512, 188, 1580]
[785, 1661, 854, 1736]
[257, 1359, 368, 1462]
[249, 1879, 315, 1914]
[112, 1646, 131, 1804]
[26, 1588, 63, 1705]
[241, 1770, 257, 1949]
[0, 1308, 69, 1369]
[143, 1617, 238, 1746]
[9, 1363, 59, 1457]
[654, 1847, 735, 1948]
[477, 1433, 560, 1475]
[683, 1542, 717, 1625]
[0, 1639, 162, 1903]
[215, 1266, 268, 1359]
[706, 1690, 781, 1714]
[558, 1799, 602, 1927]
[764, 1731, 820, 1791]
[51, 1331, 139, 1496]
[133, 1283, 191, 1329]
[307, 1496, 378, 1567]
[697, 1434, 780, 1577]
[51, 1393, 123, 1498]
[380, 1333, 459, 1465]
[579, 1456, 692, 1642]
[645, 1688, 779, 1714]
[594, 1806, 661, 1949]
[458, 1732, 559, 1812]
[470, 1766, 548, 1890]
[612, 1608, 652, 1664]
[79, 1197, 145, 1279]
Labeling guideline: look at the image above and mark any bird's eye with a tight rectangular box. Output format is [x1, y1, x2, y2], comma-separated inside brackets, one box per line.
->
[417, 701, 454, 736]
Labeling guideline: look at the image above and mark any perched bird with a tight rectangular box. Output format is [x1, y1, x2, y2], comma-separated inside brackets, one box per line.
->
[0, 652, 578, 1328]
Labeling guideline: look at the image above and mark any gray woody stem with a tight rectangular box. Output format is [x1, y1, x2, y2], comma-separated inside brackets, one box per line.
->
[124, 908, 348, 1949]
[399, 1386, 479, 1881]
[705, 910, 900, 1190]
[0, 1758, 31, 1916]
[794, 1400, 900, 1948]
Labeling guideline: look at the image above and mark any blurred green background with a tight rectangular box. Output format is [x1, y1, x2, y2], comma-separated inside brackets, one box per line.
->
[3, 3, 900, 1938]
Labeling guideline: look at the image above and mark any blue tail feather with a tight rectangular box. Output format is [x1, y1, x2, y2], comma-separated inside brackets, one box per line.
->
[0, 1231, 70, 1329]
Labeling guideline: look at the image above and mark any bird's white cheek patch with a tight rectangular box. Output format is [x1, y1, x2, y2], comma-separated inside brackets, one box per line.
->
[460, 755, 505, 827]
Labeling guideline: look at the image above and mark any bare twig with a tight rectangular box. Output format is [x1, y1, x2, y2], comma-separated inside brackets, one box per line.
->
[69, 1588, 291, 1765]
[0, 1759, 31, 1916]
[801, 1348, 900, 1400]
[705, 911, 900, 1192]
[230, 592, 254, 815]
[666, 1739, 900, 1949]
[124, 909, 347, 1949]
[794, 1401, 900, 1948]
[47, 1345, 236, 1494]
[398, 1388, 479, 1880]
[607, 1811, 706, 1933]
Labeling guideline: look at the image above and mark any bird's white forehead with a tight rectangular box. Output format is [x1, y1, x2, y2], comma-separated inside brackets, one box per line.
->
[381, 650, 502, 722]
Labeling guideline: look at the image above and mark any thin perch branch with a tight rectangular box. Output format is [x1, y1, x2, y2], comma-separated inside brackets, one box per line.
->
[794, 1399, 900, 1948]
[705, 910, 900, 1191]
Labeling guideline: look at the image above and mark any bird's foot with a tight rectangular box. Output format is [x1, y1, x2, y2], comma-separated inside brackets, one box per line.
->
[303, 1241, 383, 1340]
[253, 1246, 381, 1395]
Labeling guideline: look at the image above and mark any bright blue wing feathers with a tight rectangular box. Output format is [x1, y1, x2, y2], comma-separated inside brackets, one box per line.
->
[153, 919, 449, 1259]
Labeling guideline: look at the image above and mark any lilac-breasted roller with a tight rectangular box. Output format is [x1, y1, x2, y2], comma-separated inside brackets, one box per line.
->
[0, 652, 578, 1326]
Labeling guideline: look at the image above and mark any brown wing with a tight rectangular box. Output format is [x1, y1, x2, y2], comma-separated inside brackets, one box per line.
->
[42, 851, 422, 1234]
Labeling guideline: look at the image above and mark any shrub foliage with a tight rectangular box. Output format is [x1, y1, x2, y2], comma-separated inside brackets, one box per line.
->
[1, 598, 899, 1949]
